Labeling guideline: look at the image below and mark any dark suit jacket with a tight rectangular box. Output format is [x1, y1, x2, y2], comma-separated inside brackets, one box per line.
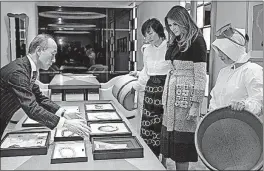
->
[0, 56, 60, 137]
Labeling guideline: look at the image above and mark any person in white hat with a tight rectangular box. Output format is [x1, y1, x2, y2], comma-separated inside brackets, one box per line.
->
[209, 24, 263, 116]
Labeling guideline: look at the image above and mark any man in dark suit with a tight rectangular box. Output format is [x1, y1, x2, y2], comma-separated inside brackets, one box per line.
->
[0, 34, 90, 138]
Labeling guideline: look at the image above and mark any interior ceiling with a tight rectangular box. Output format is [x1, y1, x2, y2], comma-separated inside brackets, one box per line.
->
[36, 1, 140, 8]
[38, 5, 131, 34]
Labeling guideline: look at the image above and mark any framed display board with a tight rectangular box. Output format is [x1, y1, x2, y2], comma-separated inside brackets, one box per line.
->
[92, 136, 143, 160]
[85, 111, 122, 122]
[51, 141, 87, 164]
[54, 128, 83, 142]
[0, 131, 50, 157]
[88, 122, 132, 140]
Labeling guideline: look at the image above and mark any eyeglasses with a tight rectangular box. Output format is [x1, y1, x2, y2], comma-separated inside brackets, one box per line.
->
[215, 23, 248, 47]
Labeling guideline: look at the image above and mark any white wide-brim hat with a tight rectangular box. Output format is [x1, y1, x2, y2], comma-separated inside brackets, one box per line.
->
[212, 33, 250, 63]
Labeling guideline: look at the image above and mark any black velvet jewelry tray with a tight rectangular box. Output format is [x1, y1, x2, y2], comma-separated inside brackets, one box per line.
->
[0, 131, 50, 157]
[91, 136, 144, 160]
[54, 128, 83, 142]
[85, 110, 122, 123]
[22, 117, 44, 127]
[88, 121, 132, 141]
[84, 100, 116, 112]
[51, 141, 88, 164]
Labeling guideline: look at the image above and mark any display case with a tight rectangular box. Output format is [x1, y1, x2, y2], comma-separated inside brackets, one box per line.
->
[91, 136, 143, 160]
[85, 111, 122, 123]
[54, 128, 83, 142]
[0, 131, 50, 157]
[88, 122, 132, 140]
[51, 141, 88, 164]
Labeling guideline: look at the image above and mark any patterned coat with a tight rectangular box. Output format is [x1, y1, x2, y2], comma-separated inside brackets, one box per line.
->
[162, 34, 207, 132]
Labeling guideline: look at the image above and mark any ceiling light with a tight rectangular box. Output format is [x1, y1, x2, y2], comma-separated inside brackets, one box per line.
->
[48, 23, 96, 28]
[39, 11, 106, 19]
[54, 31, 90, 34]
[58, 38, 63, 45]
[63, 28, 74, 30]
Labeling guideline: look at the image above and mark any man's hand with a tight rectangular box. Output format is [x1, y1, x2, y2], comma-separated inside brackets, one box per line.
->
[63, 119, 91, 138]
[129, 71, 138, 77]
[186, 102, 199, 120]
[229, 100, 245, 111]
[63, 110, 85, 120]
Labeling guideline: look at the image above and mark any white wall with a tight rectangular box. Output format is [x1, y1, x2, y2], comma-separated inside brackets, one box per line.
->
[211, 1, 247, 86]
[247, 1, 263, 51]
[1, 2, 37, 67]
[136, 2, 180, 70]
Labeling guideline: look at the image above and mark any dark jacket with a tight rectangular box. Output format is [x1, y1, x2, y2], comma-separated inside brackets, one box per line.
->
[0, 56, 60, 137]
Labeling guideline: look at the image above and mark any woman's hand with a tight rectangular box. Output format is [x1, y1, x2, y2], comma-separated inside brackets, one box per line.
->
[186, 102, 199, 120]
[129, 71, 138, 77]
[229, 100, 246, 111]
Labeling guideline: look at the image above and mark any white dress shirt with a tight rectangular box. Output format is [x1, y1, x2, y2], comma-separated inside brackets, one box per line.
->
[209, 62, 263, 115]
[133, 40, 172, 91]
[27, 55, 65, 128]
[141, 40, 171, 76]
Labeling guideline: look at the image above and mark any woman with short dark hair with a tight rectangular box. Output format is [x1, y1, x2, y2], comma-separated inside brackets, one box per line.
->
[130, 18, 171, 157]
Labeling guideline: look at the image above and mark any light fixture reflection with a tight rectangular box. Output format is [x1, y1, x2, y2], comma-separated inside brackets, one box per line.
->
[54, 31, 90, 34]
[58, 17, 62, 24]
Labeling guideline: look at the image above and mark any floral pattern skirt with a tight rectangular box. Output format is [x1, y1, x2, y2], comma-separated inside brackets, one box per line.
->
[140, 75, 166, 157]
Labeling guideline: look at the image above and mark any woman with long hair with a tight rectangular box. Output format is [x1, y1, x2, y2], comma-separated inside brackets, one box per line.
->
[160, 6, 207, 170]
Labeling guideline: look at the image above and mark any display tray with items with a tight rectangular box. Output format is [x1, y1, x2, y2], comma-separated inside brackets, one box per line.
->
[84, 102, 115, 112]
[51, 141, 87, 164]
[54, 128, 83, 142]
[60, 106, 80, 113]
[91, 136, 144, 160]
[85, 111, 122, 122]
[22, 106, 80, 127]
[88, 122, 132, 140]
[22, 117, 44, 127]
[0, 131, 50, 157]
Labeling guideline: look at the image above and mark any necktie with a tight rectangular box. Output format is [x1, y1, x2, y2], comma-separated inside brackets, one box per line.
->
[32, 71, 38, 82]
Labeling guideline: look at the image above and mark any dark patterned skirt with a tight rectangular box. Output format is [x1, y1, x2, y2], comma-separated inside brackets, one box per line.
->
[140, 75, 166, 157]
[160, 125, 198, 162]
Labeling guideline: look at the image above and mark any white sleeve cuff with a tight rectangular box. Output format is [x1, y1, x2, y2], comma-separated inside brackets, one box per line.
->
[243, 99, 262, 116]
[55, 117, 66, 129]
[55, 108, 65, 117]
